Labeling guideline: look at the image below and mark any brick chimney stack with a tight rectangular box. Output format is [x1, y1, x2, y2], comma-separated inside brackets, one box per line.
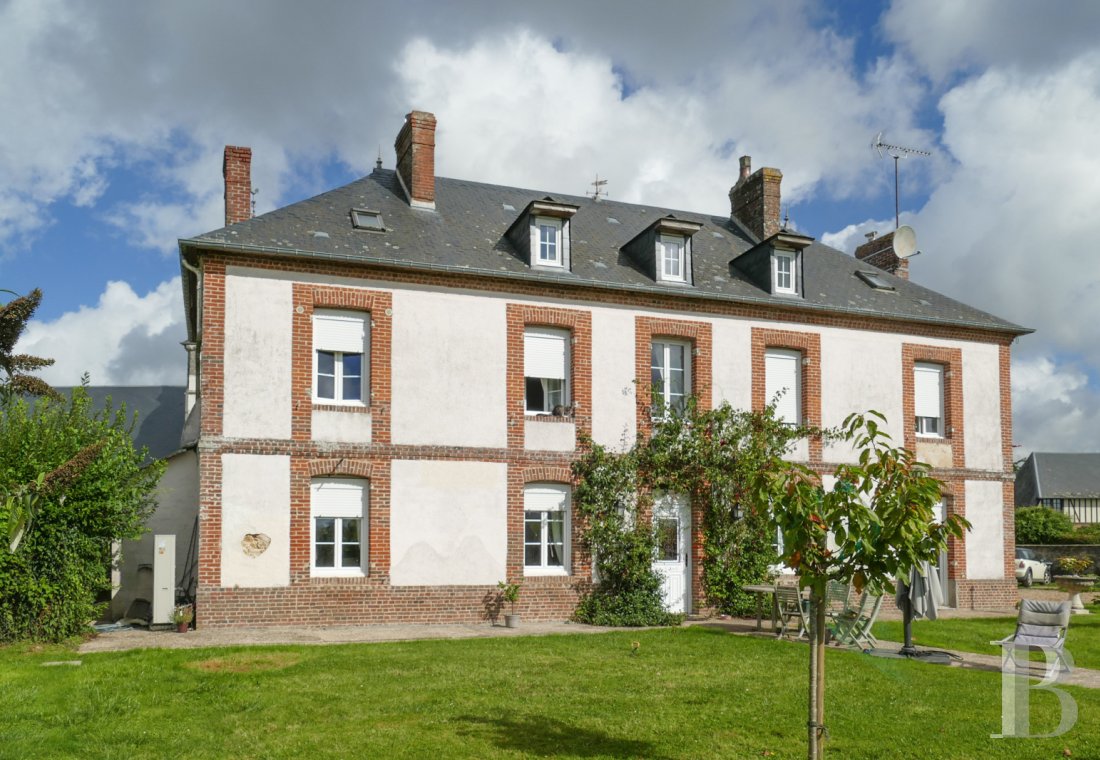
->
[394, 110, 437, 209]
[854, 230, 909, 280]
[223, 146, 252, 227]
[729, 155, 782, 241]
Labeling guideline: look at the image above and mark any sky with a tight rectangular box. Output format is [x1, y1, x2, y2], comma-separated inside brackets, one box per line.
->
[3, 0, 1099, 457]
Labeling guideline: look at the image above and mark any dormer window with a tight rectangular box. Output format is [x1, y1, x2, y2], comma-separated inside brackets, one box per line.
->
[773, 252, 795, 294]
[536, 217, 563, 267]
[660, 235, 686, 282]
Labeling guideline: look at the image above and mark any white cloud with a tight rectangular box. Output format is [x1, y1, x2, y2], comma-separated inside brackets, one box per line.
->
[17, 278, 186, 386]
[1011, 355, 1100, 456]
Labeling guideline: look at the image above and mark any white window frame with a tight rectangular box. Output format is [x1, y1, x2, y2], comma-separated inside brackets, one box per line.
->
[773, 252, 796, 294]
[914, 362, 945, 438]
[313, 310, 369, 406]
[524, 484, 571, 576]
[310, 478, 367, 577]
[651, 339, 691, 416]
[765, 348, 802, 426]
[533, 216, 563, 267]
[524, 327, 571, 415]
[658, 234, 686, 282]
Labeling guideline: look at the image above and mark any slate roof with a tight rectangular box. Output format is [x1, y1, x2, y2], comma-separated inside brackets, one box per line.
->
[57, 386, 187, 462]
[1016, 453, 1100, 505]
[180, 168, 1028, 336]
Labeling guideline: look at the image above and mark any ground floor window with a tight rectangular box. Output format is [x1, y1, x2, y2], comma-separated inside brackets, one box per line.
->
[310, 478, 367, 576]
[524, 483, 570, 575]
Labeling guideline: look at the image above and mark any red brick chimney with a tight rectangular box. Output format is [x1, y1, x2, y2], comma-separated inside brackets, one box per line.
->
[729, 155, 782, 241]
[394, 110, 437, 209]
[854, 230, 909, 280]
[223, 146, 252, 226]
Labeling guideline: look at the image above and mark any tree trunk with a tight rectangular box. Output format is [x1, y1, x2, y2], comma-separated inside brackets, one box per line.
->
[806, 580, 826, 760]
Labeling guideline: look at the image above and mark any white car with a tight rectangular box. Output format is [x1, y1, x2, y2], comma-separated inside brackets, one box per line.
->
[1015, 548, 1052, 587]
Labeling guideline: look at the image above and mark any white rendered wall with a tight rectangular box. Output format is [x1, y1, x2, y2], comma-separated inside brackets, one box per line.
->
[312, 410, 371, 443]
[390, 289, 507, 448]
[389, 460, 507, 586]
[965, 480, 1006, 579]
[711, 318, 752, 411]
[223, 271, 292, 439]
[590, 307, 637, 449]
[525, 421, 575, 451]
[220, 454, 290, 587]
[111, 450, 199, 619]
[963, 344, 1004, 471]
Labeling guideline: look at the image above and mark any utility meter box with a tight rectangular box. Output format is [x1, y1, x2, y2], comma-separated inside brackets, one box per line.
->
[152, 534, 176, 625]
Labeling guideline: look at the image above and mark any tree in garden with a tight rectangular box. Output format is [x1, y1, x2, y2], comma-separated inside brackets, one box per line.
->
[751, 411, 969, 760]
[0, 288, 59, 402]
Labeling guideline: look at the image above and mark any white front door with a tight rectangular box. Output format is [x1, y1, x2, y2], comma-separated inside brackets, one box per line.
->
[653, 494, 691, 614]
[932, 501, 951, 607]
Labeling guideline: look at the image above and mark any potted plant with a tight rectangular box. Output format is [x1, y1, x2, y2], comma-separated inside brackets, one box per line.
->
[171, 604, 194, 632]
[497, 581, 521, 628]
[1052, 557, 1095, 615]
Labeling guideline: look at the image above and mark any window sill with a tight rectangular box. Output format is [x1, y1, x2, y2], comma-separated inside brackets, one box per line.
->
[313, 403, 371, 414]
[311, 569, 367, 578]
[523, 568, 570, 578]
[525, 413, 575, 424]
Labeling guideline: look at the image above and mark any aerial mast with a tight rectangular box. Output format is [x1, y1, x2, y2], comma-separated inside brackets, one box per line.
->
[871, 132, 931, 229]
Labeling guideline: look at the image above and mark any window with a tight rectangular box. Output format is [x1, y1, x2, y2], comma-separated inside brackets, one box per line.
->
[765, 349, 801, 425]
[313, 310, 368, 405]
[914, 362, 944, 437]
[525, 328, 570, 414]
[350, 208, 384, 231]
[535, 217, 563, 267]
[659, 234, 686, 282]
[310, 479, 367, 576]
[524, 484, 570, 575]
[773, 252, 795, 294]
[651, 340, 690, 416]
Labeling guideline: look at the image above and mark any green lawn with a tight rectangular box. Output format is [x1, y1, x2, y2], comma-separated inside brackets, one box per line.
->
[873, 614, 1100, 671]
[1, 627, 1097, 759]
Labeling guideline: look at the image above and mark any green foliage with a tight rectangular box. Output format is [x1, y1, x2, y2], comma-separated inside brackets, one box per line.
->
[1015, 506, 1074, 544]
[1054, 556, 1092, 575]
[0, 288, 59, 403]
[0, 386, 163, 641]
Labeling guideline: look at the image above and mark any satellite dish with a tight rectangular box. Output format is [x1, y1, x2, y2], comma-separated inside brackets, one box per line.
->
[893, 225, 918, 258]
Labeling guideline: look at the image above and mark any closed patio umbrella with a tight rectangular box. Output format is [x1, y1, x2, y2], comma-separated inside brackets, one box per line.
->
[892, 561, 954, 663]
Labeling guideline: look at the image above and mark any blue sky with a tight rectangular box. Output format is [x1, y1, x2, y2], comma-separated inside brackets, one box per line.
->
[4, 0, 1100, 454]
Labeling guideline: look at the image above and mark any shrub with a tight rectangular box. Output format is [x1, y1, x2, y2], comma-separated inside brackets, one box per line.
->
[1016, 506, 1073, 544]
[1054, 556, 1093, 576]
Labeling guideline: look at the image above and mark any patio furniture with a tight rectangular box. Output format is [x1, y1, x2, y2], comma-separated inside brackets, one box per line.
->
[743, 583, 781, 631]
[828, 590, 883, 650]
[824, 580, 853, 621]
[993, 599, 1072, 672]
[775, 585, 810, 640]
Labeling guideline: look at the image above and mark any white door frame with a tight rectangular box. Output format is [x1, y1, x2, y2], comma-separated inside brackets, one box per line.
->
[653, 494, 691, 614]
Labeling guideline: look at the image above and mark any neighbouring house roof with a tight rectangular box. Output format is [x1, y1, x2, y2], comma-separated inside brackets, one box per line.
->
[56, 386, 187, 462]
[1015, 452, 1100, 506]
[179, 168, 1029, 339]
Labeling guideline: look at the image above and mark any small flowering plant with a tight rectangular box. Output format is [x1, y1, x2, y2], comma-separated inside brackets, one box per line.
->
[170, 604, 194, 625]
[497, 581, 520, 615]
[1055, 556, 1093, 576]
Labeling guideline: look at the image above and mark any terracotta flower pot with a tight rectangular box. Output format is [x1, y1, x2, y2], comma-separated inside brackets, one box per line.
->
[177, 622, 190, 633]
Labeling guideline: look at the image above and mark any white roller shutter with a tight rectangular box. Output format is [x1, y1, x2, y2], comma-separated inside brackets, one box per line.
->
[314, 311, 367, 354]
[914, 363, 943, 419]
[311, 478, 366, 518]
[765, 349, 801, 424]
[524, 484, 569, 512]
[524, 328, 568, 380]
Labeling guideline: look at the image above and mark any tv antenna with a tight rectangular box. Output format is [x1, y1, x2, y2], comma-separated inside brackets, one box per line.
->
[588, 173, 608, 201]
[872, 132, 931, 229]
[250, 187, 259, 218]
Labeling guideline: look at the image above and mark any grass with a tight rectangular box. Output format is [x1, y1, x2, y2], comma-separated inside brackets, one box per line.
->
[873, 613, 1100, 670]
[1, 627, 1098, 759]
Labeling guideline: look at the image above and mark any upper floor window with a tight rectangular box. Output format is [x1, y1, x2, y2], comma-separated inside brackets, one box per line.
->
[765, 348, 802, 425]
[524, 483, 570, 575]
[659, 234, 686, 282]
[914, 362, 944, 437]
[536, 217, 563, 267]
[313, 310, 368, 405]
[651, 340, 690, 416]
[310, 478, 367, 576]
[773, 252, 796, 294]
[525, 327, 570, 415]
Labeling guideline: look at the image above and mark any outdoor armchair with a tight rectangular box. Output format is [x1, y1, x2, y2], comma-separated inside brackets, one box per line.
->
[993, 599, 1072, 672]
[775, 585, 809, 640]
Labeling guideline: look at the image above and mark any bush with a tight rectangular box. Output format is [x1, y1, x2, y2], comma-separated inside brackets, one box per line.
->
[1016, 507, 1073, 544]
[0, 387, 162, 641]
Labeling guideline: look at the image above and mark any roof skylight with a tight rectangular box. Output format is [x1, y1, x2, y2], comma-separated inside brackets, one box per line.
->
[856, 270, 895, 291]
[351, 208, 384, 231]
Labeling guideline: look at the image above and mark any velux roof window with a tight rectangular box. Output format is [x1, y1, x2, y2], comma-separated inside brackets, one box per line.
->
[351, 208, 385, 232]
[856, 269, 895, 291]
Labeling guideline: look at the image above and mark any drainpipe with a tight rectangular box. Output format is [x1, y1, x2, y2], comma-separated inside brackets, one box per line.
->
[180, 255, 202, 418]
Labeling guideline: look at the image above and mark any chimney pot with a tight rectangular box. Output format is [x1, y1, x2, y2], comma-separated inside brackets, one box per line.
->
[394, 110, 437, 209]
[223, 146, 252, 227]
[738, 155, 752, 183]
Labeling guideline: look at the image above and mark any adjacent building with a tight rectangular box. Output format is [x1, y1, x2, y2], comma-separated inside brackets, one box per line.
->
[1015, 452, 1100, 524]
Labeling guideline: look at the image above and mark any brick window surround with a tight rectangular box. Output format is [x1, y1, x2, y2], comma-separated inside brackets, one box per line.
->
[506, 304, 593, 449]
[939, 481, 965, 581]
[901, 343, 964, 468]
[505, 465, 588, 587]
[291, 284, 393, 444]
[751, 327, 822, 462]
[634, 317, 713, 437]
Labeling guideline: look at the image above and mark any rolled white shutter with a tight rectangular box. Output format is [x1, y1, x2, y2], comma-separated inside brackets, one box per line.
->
[765, 349, 801, 424]
[311, 478, 366, 518]
[914, 363, 943, 419]
[525, 484, 568, 512]
[314, 311, 366, 354]
[524, 329, 568, 379]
